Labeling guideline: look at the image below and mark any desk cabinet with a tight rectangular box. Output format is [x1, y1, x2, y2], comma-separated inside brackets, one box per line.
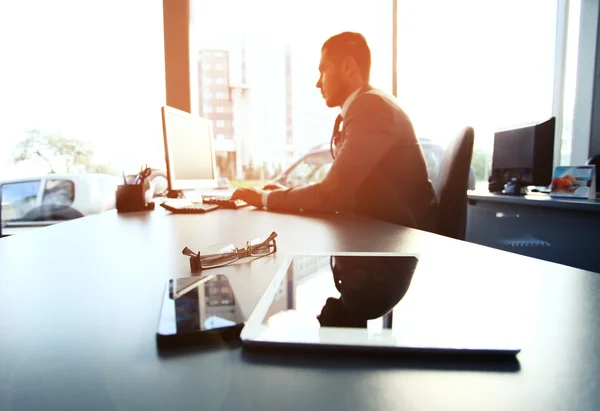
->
[466, 192, 600, 274]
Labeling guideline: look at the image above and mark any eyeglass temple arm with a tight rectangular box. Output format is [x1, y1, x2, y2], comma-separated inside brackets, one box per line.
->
[182, 247, 197, 257]
[250, 231, 278, 249]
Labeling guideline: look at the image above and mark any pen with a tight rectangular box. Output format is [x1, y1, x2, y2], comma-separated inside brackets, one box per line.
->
[122, 171, 128, 185]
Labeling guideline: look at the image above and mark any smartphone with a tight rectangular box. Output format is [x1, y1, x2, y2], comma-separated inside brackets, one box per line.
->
[156, 274, 244, 348]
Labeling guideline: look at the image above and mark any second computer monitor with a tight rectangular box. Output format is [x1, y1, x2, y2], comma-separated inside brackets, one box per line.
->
[161, 105, 218, 193]
[490, 117, 555, 190]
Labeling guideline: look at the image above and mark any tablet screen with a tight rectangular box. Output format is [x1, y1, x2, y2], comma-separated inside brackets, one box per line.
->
[158, 274, 244, 336]
[262, 255, 417, 330]
[248, 254, 521, 354]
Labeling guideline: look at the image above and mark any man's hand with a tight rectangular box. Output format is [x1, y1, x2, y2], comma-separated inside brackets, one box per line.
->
[262, 182, 288, 191]
[231, 187, 264, 208]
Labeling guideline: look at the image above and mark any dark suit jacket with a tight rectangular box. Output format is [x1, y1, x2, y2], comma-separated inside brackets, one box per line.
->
[267, 85, 438, 231]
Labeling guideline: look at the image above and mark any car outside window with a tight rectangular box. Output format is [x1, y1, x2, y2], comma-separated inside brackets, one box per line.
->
[311, 163, 333, 183]
[0, 180, 41, 223]
[42, 179, 74, 207]
[285, 153, 333, 187]
[280, 141, 447, 189]
[421, 145, 441, 183]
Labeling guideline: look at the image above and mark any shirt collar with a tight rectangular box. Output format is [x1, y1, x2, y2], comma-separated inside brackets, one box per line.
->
[340, 86, 362, 118]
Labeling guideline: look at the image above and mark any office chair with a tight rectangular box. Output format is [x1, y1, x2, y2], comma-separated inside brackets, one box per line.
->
[433, 126, 475, 240]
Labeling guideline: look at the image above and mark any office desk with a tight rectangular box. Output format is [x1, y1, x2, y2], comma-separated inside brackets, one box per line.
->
[467, 191, 600, 273]
[1, 208, 599, 410]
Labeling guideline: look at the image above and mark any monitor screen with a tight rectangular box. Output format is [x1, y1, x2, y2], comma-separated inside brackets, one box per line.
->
[161, 106, 217, 191]
[490, 117, 555, 188]
[492, 124, 536, 170]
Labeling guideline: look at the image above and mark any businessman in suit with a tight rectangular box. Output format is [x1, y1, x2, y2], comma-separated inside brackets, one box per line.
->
[232, 32, 438, 231]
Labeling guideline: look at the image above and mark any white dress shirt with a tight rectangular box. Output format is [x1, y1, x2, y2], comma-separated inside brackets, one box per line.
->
[261, 86, 363, 208]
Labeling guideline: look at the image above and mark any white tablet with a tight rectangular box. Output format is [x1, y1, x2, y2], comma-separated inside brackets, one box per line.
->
[241, 253, 521, 356]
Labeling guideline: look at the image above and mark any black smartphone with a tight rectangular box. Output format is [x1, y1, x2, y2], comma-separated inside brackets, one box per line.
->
[156, 274, 245, 348]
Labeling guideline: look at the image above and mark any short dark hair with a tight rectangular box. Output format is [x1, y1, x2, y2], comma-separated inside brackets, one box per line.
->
[322, 32, 371, 81]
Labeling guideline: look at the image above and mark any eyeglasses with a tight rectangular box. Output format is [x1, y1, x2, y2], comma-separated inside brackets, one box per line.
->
[182, 231, 278, 271]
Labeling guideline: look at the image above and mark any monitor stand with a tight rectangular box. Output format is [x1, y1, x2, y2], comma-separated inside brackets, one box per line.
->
[501, 178, 528, 195]
[166, 189, 210, 202]
[167, 189, 184, 199]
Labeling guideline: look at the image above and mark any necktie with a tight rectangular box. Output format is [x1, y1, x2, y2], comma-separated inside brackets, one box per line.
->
[330, 114, 343, 159]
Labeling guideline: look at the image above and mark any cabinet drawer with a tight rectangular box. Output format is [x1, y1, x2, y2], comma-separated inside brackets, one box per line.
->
[466, 200, 600, 273]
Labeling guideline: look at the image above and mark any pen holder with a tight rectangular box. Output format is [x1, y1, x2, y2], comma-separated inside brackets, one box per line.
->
[116, 184, 155, 213]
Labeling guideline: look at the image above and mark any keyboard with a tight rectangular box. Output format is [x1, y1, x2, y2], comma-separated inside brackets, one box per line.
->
[202, 196, 248, 209]
[160, 200, 219, 214]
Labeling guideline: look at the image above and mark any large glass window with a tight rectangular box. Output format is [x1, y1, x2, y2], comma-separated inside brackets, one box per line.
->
[0, 1, 165, 233]
[396, 0, 559, 187]
[282, 152, 334, 188]
[190, 0, 393, 183]
[0, 0, 166, 180]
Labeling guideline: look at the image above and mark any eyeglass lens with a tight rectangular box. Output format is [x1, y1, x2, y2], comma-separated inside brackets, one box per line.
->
[199, 244, 238, 268]
[249, 236, 275, 256]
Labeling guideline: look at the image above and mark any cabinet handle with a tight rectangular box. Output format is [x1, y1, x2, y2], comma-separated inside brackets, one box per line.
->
[495, 212, 520, 218]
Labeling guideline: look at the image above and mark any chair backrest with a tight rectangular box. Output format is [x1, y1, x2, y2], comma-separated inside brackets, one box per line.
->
[433, 127, 475, 240]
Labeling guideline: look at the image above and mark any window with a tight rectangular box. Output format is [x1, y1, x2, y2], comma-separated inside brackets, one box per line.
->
[396, 0, 559, 187]
[203, 91, 214, 99]
[215, 92, 226, 100]
[311, 163, 333, 183]
[0, 180, 41, 222]
[216, 120, 225, 127]
[216, 133, 225, 139]
[215, 78, 226, 85]
[203, 77, 213, 85]
[0, 2, 166, 184]
[284, 152, 332, 187]
[204, 106, 214, 114]
[42, 179, 74, 207]
[191, 0, 393, 181]
[203, 62, 213, 70]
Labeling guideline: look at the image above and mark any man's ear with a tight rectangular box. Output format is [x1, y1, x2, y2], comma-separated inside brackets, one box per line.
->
[340, 55, 354, 76]
[342, 56, 357, 77]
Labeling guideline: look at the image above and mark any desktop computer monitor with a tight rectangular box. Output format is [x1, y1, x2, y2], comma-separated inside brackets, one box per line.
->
[489, 117, 555, 193]
[0, 187, 3, 238]
[161, 105, 218, 195]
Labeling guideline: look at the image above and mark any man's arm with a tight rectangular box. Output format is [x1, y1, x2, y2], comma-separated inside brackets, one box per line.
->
[266, 93, 406, 212]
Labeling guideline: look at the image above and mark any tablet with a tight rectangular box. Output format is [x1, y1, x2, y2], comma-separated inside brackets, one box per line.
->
[241, 253, 521, 356]
[156, 275, 245, 347]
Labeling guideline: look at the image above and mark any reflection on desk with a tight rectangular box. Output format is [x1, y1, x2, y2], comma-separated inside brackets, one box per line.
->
[252, 253, 522, 354]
